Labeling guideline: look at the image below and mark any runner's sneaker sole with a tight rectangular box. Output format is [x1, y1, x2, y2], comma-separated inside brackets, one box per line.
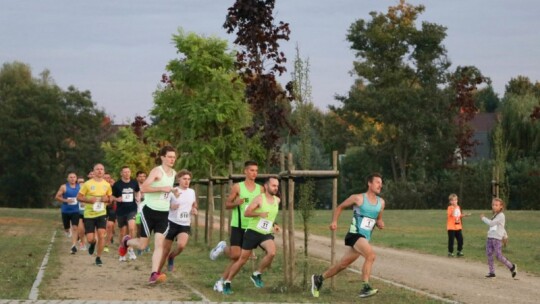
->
[311, 275, 319, 298]
[359, 288, 378, 298]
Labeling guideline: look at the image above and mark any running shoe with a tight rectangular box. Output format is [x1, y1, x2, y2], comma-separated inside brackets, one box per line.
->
[148, 272, 160, 284]
[222, 281, 233, 295]
[457, 251, 464, 257]
[118, 255, 127, 262]
[95, 257, 103, 266]
[88, 242, 96, 255]
[250, 273, 264, 288]
[209, 240, 227, 260]
[103, 246, 109, 253]
[359, 283, 378, 298]
[128, 248, 137, 260]
[157, 272, 167, 283]
[78, 242, 87, 251]
[311, 274, 323, 298]
[167, 256, 175, 272]
[118, 235, 131, 257]
[448, 252, 454, 257]
[213, 279, 224, 292]
[485, 273, 496, 278]
[511, 264, 517, 278]
[70, 245, 77, 255]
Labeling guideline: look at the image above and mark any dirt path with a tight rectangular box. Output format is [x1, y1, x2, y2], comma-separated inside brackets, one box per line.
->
[43, 234, 205, 301]
[285, 230, 540, 304]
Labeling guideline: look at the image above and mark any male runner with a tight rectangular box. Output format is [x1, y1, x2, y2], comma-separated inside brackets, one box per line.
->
[55, 172, 80, 254]
[112, 166, 140, 261]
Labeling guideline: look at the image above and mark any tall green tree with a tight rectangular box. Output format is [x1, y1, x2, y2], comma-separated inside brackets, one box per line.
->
[474, 85, 500, 113]
[334, 0, 454, 182]
[500, 94, 540, 160]
[0, 62, 108, 207]
[152, 30, 261, 177]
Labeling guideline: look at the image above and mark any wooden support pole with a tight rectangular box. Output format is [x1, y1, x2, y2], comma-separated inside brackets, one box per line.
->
[206, 166, 214, 246]
[194, 183, 199, 243]
[220, 182, 226, 241]
[331, 151, 338, 288]
[280, 153, 289, 285]
[287, 153, 296, 284]
[228, 162, 233, 235]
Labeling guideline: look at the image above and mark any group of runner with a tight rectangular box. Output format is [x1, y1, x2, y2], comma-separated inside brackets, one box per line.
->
[56, 145, 386, 298]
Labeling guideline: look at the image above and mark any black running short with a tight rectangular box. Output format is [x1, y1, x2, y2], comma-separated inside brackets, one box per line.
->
[344, 232, 366, 247]
[140, 205, 169, 238]
[62, 212, 80, 230]
[117, 211, 137, 228]
[230, 226, 246, 247]
[241, 229, 274, 250]
[84, 215, 107, 232]
[164, 221, 191, 240]
[106, 205, 117, 222]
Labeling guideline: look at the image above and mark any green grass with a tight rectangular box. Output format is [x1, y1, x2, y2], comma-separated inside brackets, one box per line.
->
[0, 208, 60, 299]
[300, 209, 540, 275]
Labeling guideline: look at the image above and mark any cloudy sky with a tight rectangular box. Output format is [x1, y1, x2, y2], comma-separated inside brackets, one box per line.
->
[1, 0, 539, 122]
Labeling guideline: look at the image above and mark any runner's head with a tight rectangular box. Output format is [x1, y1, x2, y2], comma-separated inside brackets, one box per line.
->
[264, 177, 279, 196]
[93, 163, 105, 179]
[176, 169, 192, 189]
[87, 170, 94, 179]
[67, 172, 77, 185]
[367, 172, 383, 195]
[244, 160, 258, 181]
[104, 172, 114, 185]
[120, 166, 131, 181]
[136, 171, 147, 184]
[491, 197, 504, 213]
[448, 193, 458, 206]
[157, 145, 177, 168]
[77, 177, 85, 184]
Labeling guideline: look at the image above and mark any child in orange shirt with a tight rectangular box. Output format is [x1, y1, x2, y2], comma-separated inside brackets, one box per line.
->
[447, 194, 471, 257]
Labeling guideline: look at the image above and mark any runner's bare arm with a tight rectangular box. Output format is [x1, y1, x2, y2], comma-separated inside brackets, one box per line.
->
[141, 166, 171, 193]
[55, 184, 67, 203]
[225, 183, 242, 209]
[376, 198, 385, 229]
[244, 195, 266, 218]
[330, 194, 362, 230]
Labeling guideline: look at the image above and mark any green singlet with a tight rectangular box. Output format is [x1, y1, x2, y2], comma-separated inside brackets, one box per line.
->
[230, 181, 262, 229]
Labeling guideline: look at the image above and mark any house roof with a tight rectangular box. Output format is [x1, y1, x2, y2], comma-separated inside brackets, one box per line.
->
[469, 113, 497, 132]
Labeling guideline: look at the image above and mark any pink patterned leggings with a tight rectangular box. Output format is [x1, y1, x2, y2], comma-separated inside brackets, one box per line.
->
[486, 238, 513, 274]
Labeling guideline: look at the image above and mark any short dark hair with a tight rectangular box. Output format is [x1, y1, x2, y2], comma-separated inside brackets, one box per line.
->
[176, 169, 192, 179]
[136, 171, 146, 177]
[367, 172, 382, 184]
[121, 166, 130, 171]
[244, 160, 258, 168]
[265, 176, 279, 185]
[156, 145, 176, 164]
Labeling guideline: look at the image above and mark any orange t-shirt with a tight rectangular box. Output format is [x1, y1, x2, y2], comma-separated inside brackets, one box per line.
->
[447, 205, 463, 230]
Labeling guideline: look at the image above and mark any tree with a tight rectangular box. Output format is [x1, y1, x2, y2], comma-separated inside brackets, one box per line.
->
[152, 30, 261, 176]
[0, 62, 109, 207]
[224, 0, 294, 166]
[474, 85, 500, 113]
[334, 0, 454, 182]
[500, 94, 540, 160]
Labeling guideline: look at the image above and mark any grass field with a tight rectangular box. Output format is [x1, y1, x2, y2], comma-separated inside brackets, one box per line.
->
[302, 209, 540, 275]
[2, 207, 538, 302]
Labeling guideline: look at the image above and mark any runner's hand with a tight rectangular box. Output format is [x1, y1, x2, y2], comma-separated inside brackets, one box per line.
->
[376, 219, 384, 229]
[329, 222, 337, 231]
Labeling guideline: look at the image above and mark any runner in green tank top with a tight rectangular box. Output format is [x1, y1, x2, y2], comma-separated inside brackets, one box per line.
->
[222, 177, 281, 295]
[119, 146, 177, 285]
[210, 161, 263, 293]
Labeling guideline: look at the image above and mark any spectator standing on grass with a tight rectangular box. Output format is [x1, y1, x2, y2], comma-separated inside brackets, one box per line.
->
[447, 193, 471, 257]
[77, 163, 112, 266]
[480, 197, 517, 279]
[55, 172, 81, 254]
[311, 172, 385, 299]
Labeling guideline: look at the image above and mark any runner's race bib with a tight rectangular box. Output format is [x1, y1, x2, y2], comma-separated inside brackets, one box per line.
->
[256, 218, 273, 233]
[93, 201, 105, 212]
[360, 217, 376, 231]
[177, 211, 190, 220]
[122, 193, 134, 202]
[68, 197, 78, 205]
[160, 192, 170, 200]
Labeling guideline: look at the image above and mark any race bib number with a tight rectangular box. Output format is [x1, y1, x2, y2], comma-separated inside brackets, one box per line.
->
[489, 225, 498, 232]
[360, 217, 376, 231]
[67, 197, 78, 205]
[160, 192, 170, 200]
[177, 211, 190, 221]
[122, 193, 134, 202]
[93, 202, 105, 212]
[256, 218, 273, 233]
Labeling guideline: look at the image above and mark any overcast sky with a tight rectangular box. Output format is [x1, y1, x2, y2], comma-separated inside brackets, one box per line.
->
[1, 0, 539, 123]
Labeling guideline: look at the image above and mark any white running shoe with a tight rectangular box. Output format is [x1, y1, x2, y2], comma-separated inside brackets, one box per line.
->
[209, 241, 227, 260]
[128, 248, 137, 260]
[213, 279, 224, 292]
[119, 255, 127, 262]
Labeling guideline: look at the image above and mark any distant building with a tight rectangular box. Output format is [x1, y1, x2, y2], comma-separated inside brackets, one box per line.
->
[468, 113, 497, 162]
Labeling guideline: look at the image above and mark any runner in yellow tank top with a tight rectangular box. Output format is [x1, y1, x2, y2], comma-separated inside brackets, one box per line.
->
[223, 177, 281, 295]
[210, 160, 263, 292]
